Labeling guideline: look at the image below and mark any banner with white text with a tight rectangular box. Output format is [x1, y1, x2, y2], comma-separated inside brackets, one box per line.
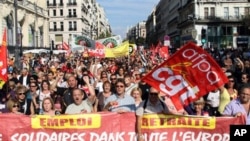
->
[0, 113, 245, 141]
[142, 42, 228, 110]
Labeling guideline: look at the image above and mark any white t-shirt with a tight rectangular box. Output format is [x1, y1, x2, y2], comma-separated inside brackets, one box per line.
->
[65, 100, 92, 114]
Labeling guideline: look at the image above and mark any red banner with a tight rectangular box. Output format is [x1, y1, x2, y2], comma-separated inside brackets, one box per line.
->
[142, 42, 228, 110]
[0, 113, 245, 141]
[0, 28, 7, 82]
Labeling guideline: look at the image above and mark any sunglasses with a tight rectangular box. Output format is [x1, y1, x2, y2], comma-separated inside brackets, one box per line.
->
[13, 104, 19, 108]
[111, 78, 116, 80]
[30, 85, 36, 87]
[116, 85, 124, 88]
[150, 92, 158, 96]
[18, 93, 25, 95]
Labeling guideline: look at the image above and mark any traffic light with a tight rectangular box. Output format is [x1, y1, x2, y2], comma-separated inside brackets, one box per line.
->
[201, 28, 206, 45]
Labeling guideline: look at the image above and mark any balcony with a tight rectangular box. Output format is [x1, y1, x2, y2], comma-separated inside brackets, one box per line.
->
[49, 28, 64, 32]
[199, 15, 244, 22]
[67, 15, 77, 18]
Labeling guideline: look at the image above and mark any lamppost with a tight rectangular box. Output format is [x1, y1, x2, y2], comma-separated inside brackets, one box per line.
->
[14, 0, 21, 68]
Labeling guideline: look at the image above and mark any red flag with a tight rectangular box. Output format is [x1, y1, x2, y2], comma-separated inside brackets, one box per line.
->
[0, 28, 8, 82]
[142, 42, 228, 110]
[159, 46, 169, 59]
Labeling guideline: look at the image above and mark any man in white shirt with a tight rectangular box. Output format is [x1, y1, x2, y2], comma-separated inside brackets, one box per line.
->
[65, 88, 97, 114]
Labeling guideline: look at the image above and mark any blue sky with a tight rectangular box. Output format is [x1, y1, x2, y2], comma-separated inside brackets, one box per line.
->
[97, 0, 159, 39]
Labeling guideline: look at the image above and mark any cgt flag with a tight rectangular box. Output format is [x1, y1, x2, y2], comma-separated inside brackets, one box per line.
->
[0, 28, 8, 82]
[142, 42, 228, 110]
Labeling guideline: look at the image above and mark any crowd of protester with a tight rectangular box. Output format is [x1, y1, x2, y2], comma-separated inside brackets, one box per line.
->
[0, 46, 250, 128]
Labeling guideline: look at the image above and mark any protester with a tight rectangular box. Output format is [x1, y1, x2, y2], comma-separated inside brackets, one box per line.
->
[130, 87, 142, 107]
[41, 97, 56, 116]
[18, 68, 31, 87]
[191, 97, 209, 116]
[138, 72, 151, 101]
[65, 88, 97, 114]
[135, 86, 174, 141]
[38, 80, 52, 114]
[109, 73, 117, 93]
[124, 74, 137, 96]
[223, 85, 250, 124]
[104, 78, 136, 113]
[97, 81, 113, 111]
[15, 85, 34, 115]
[6, 98, 22, 114]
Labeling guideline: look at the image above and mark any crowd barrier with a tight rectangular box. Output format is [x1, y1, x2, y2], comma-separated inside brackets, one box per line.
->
[0, 112, 245, 141]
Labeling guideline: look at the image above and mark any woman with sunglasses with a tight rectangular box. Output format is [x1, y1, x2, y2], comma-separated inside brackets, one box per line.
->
[6, 99, 23, 114]
[15, 85, 35, 115]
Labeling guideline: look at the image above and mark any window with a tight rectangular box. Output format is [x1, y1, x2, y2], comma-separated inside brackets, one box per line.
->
[245, 7, 250, 15]
[204, 7, 208, 19]
[234, 7, 239, 19]
[53, 22, 57, 31]
[60, 9, 63, 16]
[210, 7, 215, 17]
[55, 34, 63, 42]
[224, 7, 229, 19]
[53, 0, 56, 5]
[73, 9, 76, 17]
[60, 22, 64, 31]
[69, 21, 72, 30]
[53, 10, 56, 16]
[68, 9, 72, 17]
[73, 21, 77, 30]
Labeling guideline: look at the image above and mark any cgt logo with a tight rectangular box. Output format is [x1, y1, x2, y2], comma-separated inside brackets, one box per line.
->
[230, 125, 250, 141]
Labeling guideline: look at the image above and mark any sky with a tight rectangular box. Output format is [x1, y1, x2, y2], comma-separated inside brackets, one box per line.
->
[97, 0, 160, 39]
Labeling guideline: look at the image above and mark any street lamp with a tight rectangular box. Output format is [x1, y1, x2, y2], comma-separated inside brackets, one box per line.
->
[14, 0, 21, 68]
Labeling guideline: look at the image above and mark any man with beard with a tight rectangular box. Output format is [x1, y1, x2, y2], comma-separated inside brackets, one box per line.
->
[65, 88, 97, 114]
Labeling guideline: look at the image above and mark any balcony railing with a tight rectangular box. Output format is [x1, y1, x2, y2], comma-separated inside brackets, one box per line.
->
[67, 14, 77, 18]
[49, 28, 64, 32]
[200, 15, 244, 21]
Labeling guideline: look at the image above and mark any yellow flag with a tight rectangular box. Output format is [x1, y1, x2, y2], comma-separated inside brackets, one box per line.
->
[105, 41, 129, 58]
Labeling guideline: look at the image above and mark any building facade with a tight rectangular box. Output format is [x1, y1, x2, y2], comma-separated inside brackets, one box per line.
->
[127, 21, 146, 44]
[0, 0, 49, 54]
[47, 0, 110, 49]
[146, 0, 250, 49]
